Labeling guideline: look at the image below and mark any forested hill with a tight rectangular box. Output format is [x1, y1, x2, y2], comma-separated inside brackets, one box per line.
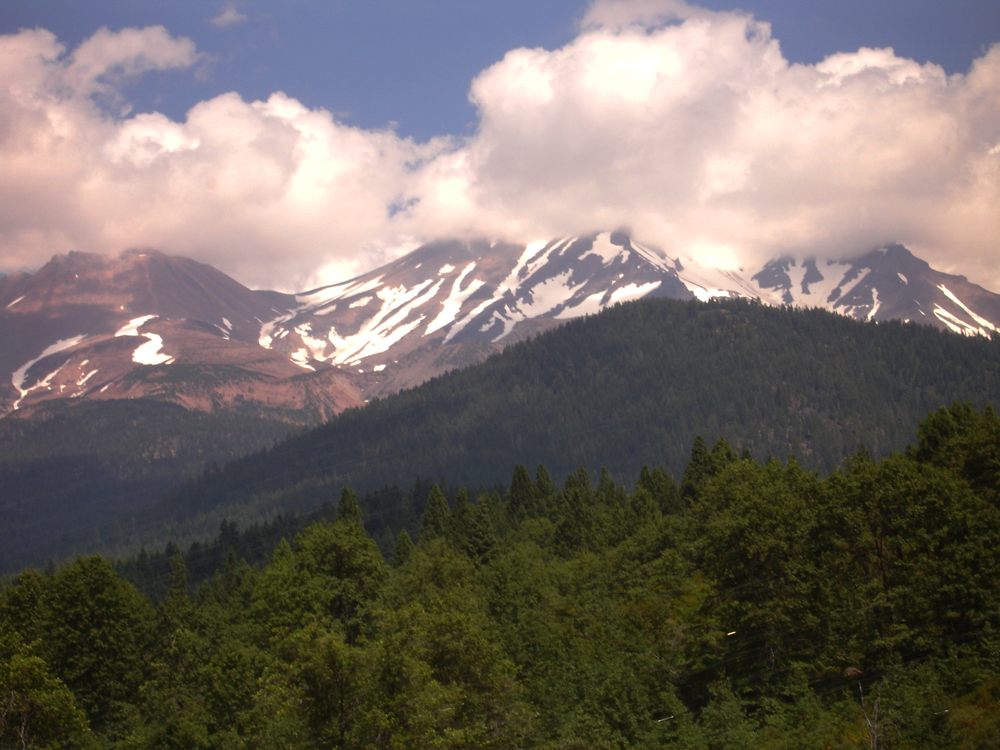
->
[0, 400, 306, 573]
[4, 404, 1000, 747]
[104, 296, 1000, 559]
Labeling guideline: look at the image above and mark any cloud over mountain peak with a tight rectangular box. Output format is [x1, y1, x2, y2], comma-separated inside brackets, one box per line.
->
[0, 4, 997, 292]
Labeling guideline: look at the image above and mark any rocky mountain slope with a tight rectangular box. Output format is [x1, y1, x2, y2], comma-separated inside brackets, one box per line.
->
[3, 236, 998, 419]
[0, 250, 360, 419]
[752, 244, 1000, 336]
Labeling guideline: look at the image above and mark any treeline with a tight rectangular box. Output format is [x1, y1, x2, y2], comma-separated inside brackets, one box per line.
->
[102, 296, 1000, 562]
[113, 477, 505, 602]
[3, 403, 1000, 748]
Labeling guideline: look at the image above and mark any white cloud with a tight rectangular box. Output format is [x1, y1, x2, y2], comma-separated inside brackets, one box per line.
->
[208, 3, 247, 28]
[0, 4, 998, 293]
[67, 25, 199, 97]
[0, 26, 442, 289]
[454, 1, 1000, 286]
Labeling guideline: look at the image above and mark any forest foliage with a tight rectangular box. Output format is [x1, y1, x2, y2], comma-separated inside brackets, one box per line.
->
[3, 402, 1000, 748]
[0, 399, 302, 572]
[105, 296, 1000, 562]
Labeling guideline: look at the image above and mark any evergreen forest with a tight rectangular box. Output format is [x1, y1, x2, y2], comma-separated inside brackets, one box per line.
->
[3, 403, 1000, 748]
[0, 400, 301, 572]
[97, 296, 1000, 563]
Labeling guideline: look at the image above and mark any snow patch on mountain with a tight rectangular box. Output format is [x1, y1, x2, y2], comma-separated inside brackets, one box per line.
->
[934, 305, 974, 335]
[296, 275, 385, 308]
[938, 285, 996, 333]
[583, 233, 626, 265]
[443, 240, 551, 343]
[866, 289, 881, 321]
[610, 281, 662, 305]
[627, 241, 673, 272]
[518, 269, 585, 317]
[556, 291, 606, 318]
[132, 334, 172, 365]
[325, 279, 443, 365]
[426, 263, 484, 336]
[679, 258, 763, 302]
[115, 315, 173, 365]
[115, 315, 158, 336]
[290, 348, 315, 370]
[12, 335, 86, 410]
[290, 324, 326, 369]
[805, 264, 854, 306]
[77, 366, 98, 386]
[259, 312, 294, 348]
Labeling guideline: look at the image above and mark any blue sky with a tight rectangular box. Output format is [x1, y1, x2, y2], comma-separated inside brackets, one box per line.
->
[3, 0, 996, 141]
[1, 1, 998, 291]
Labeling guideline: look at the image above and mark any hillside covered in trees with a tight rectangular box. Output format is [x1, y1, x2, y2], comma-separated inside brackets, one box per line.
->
[95, 296, 1000, 564]
[2, 403, 1000, 748]
[0, 400, 300, 573]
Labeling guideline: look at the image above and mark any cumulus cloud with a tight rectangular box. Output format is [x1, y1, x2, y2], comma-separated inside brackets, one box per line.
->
[0, 25, 442, 288]
[0, 3, 998, 292]
[208, 3, 247, 28]
[461, 0, 1000, 281]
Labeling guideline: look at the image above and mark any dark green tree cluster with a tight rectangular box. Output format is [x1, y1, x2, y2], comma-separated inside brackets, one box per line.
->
[111, 478, 492, 602]
[0, 398, 302, 573]
[119, 297, 1000, 564]
[3, 403, 1000, 747]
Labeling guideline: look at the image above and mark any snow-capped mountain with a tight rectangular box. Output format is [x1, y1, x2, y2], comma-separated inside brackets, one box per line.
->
[0, 250, 360, 417]
[751, 244, 1000, 337]
[261, 234, 1000, 383]
[3, 236, 998, 418]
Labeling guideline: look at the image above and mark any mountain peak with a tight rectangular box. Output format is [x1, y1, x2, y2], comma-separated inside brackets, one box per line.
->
[3, 238, 998, 418]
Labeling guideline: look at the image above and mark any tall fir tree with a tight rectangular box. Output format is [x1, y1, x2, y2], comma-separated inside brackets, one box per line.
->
[420, 485, 451, 541]
[391, 530, 414, 567]
[508, 464, 539, 520]
[337, 486, 364, 526]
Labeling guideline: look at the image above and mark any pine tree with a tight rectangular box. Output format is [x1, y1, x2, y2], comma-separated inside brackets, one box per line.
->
[391, 530, 414, 567]
[337, 486, 364, 526]
[680, 435, 711, 503]
[449, 488, 473, 551]
[638, 464, 683, 515]
[536, 463, 556, 498]
[166, 548, 189, 606]
[509, 464, 538, 520]
[628, 487, 660, 528]
[466, 499, 499, 564]
[420, 485, 450, 541]
[565, 465, 591, 494]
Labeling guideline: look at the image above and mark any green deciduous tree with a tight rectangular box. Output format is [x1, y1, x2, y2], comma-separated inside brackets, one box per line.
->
[0, 624, 89, 750]
[253, 521, 388, 642]
[41, 556, 152, 729]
